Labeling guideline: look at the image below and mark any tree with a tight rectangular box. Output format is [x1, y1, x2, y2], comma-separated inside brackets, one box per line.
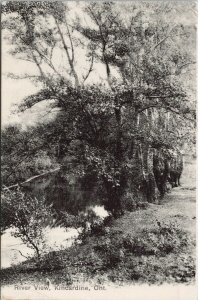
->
[1, 124, 60, 186]
[2, 1, 196, 216]
[1, 188, 53, 258]
[77, 2, 196, 201]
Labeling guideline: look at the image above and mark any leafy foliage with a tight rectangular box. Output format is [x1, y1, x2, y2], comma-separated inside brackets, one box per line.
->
[1, 189, 53, 258]
[2, 2, 196, 215]
[123, 221, 192, 256]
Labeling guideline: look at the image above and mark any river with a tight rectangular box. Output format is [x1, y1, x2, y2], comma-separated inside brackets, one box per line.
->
[1, 205, 108, 268]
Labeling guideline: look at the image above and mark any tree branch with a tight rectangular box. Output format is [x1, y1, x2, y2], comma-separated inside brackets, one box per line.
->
[32, 45, 62, 78]
[64, 15, 75, 63]
[87, 7, 112, 87]
[82, 53, 94, 83]
[138, 104, 195, 122]
[152, 25, 177, 51]
[54, 18, 79, 87]
[11, 249, 29, 259]
[3, 168, 61, 191]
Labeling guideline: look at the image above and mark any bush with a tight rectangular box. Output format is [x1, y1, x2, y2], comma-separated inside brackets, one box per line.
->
[36, 251, 64, 271]
[123, 221, 192, 256]
[90, 217, 107, 236]
[1, 188, 54, 259]
[121, 193, 137, 211]
[78, 214, 109, 242]
[94, 230, 125, 267]
[165, 254, 195, 283]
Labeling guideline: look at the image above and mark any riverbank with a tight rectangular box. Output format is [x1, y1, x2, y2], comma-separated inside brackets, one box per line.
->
[1, 157, 196, 287]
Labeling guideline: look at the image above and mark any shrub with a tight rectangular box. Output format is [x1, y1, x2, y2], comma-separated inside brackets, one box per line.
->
[1, 188, 54, 259]
[165, 254, 195, 283]
[77, 214, 109, 243]
[94, 230, 125, 267]
[121, 193, 137, 211]
[123, 221, 192, 256]
[90, 217, 107, 236]
[36, 251, 64, 271]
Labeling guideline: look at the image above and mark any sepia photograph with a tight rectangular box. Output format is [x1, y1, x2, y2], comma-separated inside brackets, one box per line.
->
[1, 1, 197, 299]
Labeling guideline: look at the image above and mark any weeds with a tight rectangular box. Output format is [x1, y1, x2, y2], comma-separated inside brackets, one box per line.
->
[1, 220, 195, 285]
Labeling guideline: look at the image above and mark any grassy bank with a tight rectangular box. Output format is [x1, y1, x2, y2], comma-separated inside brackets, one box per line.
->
[1, 216, 195, 286]
[1, 159, 196, 287]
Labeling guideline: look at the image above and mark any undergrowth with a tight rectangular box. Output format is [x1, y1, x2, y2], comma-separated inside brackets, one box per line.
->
[1, 220, 195, 286]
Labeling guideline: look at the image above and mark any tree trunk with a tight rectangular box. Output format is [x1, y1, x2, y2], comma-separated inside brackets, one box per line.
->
[145, 146, 160, 203]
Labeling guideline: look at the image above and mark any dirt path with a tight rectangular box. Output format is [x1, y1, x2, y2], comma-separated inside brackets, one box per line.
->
[158, 155, 196, 234]
[113, 155, 196, 238]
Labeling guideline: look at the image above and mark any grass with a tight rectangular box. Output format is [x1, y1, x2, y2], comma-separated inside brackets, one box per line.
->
[1, 219, 195, 286]
[1, 158, 196, 287]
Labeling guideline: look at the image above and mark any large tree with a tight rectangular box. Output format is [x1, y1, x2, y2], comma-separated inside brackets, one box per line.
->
[2, 1, 196, 216]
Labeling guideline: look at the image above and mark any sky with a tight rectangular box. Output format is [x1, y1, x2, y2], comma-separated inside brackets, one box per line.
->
[1, 2, 106, 126]
[1, 27, 110, 127]
[2, 1, 197, 127]
[2, 37, 41, 125]
[2, 44, 111, 126]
